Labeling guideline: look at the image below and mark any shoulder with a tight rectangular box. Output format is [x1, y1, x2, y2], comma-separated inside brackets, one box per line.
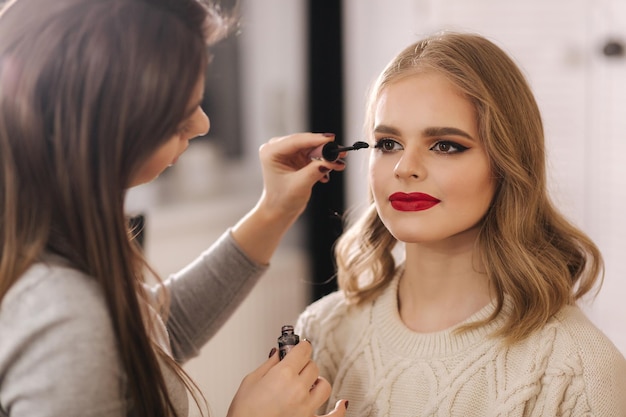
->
[296, 290, 350, 334]
[296, 276, 400, 343]
[296, 291, 348, 342]
[0, 260, 127, 414]
[295, 290, 372, 384]
[3, 259, 110, 317]
[296, 289, 376, 350]
[303, 290, 349, 316]
[554, 305, 626, 372]
[535, 305, 626, 414]
[551, 305, 625, 363]
[515, 305, 626, 375]
[2, 260, 112, 330]
[510, 304, 624, 360]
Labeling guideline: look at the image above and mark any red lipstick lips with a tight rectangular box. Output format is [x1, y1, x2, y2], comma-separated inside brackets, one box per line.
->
[388, 192, 440, 211]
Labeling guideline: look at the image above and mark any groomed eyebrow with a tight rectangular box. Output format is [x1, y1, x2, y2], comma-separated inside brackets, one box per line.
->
[374, 124, 475, 141]
[423, 126, 475, 140]
[373, 124, 402, 136]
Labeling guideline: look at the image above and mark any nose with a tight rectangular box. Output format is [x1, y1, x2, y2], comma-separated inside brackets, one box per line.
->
[393, 149, 424, 179]
[187, 107, 210, 140]
[196, 108, 210, 137]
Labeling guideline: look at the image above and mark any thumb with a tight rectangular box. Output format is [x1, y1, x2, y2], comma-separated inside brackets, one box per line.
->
[318, 399, 349, 417]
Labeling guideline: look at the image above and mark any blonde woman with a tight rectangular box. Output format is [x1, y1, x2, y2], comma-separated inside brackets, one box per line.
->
[297, 32, 626, 416]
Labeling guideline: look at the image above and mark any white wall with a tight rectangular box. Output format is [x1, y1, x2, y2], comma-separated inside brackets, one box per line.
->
[343, 0, 626, 354]
[584, 0, 626, 354]
[237, 0, 308, 171]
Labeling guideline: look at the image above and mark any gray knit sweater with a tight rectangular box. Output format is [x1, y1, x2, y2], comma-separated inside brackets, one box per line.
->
[0, 230, 267, 416]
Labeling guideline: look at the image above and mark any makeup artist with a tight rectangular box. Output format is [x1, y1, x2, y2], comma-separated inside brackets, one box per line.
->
[0, 0, 348, 416]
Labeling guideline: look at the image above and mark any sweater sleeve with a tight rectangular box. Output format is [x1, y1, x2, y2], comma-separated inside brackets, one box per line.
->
[158, 229, 268, 363]
[0, 265, 127, 417]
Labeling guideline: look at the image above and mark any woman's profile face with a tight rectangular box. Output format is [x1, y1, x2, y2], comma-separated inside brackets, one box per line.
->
[369, 72, 495, 247]
[129, 77, 209, 187]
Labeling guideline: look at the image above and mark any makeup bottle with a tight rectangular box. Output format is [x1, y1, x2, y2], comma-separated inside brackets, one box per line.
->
[278, 325, 300, 360]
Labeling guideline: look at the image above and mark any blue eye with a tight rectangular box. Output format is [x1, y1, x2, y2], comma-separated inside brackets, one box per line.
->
[374, 138, 403, 152]
[430, 140, 468, 154]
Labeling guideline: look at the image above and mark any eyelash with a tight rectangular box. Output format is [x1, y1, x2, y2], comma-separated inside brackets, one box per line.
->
[374, 138, 401, 152]
[374, 138, 469, 154]
[431, 141, 469, 154]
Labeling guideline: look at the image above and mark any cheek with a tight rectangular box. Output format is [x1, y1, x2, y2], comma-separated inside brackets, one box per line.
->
[130, 139, 180, 186]
[368, 157, 390, 198]
[445, 166, 495, 206]
[148, 147, 175, 169]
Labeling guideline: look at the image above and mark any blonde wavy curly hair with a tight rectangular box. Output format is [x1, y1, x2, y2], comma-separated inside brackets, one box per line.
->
[335, 32, 603, 344]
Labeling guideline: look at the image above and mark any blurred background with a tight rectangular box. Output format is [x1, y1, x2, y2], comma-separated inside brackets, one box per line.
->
[125, 0, 626, 415]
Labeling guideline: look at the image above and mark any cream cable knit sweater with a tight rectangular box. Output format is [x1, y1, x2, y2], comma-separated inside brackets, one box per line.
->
[296, 274, 626, 417]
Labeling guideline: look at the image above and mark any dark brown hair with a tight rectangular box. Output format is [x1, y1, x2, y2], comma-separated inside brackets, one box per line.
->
[0, 0, 233, 414]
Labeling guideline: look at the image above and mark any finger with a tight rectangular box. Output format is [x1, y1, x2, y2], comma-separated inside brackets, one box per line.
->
[329, 159, 347, 172]
[287, 161, 335, 186]
[316, 158, 346, 178]
[279, 338, 313, 372]
[319, 399, 349, 417]
[308, 376, 332, 412]
[297, 357, 320, 387]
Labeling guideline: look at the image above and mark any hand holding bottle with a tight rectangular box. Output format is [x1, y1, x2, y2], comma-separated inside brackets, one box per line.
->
[226, 341, 348, 417]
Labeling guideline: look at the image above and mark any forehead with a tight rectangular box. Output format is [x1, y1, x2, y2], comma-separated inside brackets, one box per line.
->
[374, 73, 477, 132]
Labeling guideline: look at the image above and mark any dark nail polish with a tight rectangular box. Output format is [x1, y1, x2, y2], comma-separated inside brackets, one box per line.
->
[322, 133, 335, 137]
[268, 347, 277, 358]
[345, 400, 349, 410]
[319, 166, 331, 173]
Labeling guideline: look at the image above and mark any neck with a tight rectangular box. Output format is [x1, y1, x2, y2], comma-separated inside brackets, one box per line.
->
[398, 232, 494, 333]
